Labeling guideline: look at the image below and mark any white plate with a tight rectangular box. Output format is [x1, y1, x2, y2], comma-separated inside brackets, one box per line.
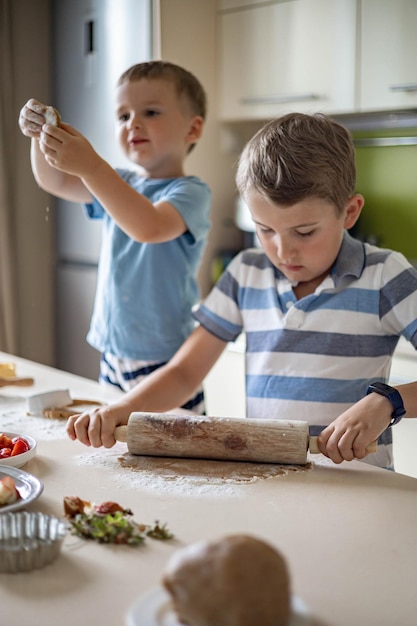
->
[0, 465, 43, 514]
[0, 432, 37, 469]
[126, 586, 312, 626]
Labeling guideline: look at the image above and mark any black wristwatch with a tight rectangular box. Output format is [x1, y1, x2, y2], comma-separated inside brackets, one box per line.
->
[366, 382, 406, 426]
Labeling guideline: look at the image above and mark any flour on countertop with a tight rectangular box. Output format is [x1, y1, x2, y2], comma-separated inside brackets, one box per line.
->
[74, 447, 311, 497]
[0, 397, 68, 440]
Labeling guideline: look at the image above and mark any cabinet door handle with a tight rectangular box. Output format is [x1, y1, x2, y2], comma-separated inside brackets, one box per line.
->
[354, 136, 417, 148]
[389, 83, 417, 93]
[240, 93, 320, 105]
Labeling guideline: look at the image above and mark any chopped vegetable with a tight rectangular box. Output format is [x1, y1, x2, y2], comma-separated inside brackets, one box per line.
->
[63, 496, 174, 546]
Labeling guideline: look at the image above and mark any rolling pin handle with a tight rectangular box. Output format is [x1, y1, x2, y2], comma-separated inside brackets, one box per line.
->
[308, 436, 378, 455]
[114, 425, 128, 443]
[366, 440, 378, 454]
[309, 436, 320, 454]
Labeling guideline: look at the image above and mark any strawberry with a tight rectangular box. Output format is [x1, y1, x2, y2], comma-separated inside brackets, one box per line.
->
[0, 433, 13, 449]
[10, 437, 30, 456]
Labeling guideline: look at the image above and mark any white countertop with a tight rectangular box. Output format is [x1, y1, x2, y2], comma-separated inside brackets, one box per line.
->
[1, 352, 417, 626]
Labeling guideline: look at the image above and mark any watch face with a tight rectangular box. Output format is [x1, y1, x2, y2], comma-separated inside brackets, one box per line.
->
[372, 382, 391, 393]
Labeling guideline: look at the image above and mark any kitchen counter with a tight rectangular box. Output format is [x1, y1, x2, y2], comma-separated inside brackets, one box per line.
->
[1, 351, 417, 626]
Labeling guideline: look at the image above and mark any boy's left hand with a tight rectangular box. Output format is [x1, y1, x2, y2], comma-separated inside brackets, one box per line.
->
[39, 122, 100, 178]
[317, 393, 392, 463]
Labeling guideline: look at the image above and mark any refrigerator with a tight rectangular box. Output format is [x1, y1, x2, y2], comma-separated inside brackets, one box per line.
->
[52, 0, 152, 379]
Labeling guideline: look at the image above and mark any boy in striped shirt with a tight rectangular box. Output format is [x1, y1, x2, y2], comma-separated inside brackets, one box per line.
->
[67, 113, 417, 470]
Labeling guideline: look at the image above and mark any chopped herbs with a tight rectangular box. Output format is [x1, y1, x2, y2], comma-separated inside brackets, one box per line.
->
[64, 496, 174, 546]
[145, 520, 174, 541]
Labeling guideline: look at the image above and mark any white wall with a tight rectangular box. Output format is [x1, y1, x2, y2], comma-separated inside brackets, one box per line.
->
[158, 0, 243, 296]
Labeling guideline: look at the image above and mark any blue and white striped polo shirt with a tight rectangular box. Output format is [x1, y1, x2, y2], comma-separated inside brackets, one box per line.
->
[194, 232, 417, 469]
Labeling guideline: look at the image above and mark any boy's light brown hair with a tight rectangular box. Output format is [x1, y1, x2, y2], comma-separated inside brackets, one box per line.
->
[117, 60, 207, 153]
[236, 112, 357, 214]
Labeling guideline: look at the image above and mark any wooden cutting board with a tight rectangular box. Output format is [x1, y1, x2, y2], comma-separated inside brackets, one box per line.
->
[115, 412, 377, 465]
[0, 376, 34, 387]
[42, 399, 104, 419]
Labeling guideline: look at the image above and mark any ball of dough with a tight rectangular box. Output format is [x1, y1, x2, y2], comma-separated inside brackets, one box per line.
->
[44, 106, 61, 127]
[162, 534, 291, 626]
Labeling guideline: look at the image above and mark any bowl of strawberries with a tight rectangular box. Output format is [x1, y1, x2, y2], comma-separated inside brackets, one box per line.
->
[0, 432, 37, 469]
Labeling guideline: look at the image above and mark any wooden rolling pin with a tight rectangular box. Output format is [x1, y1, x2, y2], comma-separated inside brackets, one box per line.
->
[114, 412, 377, 465]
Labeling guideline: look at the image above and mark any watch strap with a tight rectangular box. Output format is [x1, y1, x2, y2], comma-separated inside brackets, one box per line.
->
[366, 382, 406, 426]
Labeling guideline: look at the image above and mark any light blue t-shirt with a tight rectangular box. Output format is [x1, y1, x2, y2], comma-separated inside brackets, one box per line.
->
[85, 169, 211, 361]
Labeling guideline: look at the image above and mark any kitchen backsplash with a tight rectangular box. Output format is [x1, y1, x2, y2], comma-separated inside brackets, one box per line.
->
[352, 126, 417, 264]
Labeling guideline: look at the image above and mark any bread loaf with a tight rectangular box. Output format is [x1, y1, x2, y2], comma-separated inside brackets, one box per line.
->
[163, 534, 291, 626]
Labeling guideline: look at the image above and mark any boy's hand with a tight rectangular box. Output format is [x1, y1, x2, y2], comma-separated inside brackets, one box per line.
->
[38, 122, 101, 178]
[66, 403, 131, 449]
[317, 393, 392, 463]
[18, 98, 51, 138]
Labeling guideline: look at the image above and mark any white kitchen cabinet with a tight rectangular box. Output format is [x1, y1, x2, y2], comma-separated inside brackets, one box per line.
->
[218, 0, 357, 121]
[360, 0, 417, 112]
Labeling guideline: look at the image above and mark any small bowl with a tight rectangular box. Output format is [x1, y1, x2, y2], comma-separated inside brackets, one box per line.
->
[0, 512, 66, 573]
[0, 432, 37, 469]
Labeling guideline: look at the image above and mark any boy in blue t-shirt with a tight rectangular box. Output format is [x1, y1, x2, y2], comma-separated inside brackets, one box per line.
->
[19, 61, 211, 413]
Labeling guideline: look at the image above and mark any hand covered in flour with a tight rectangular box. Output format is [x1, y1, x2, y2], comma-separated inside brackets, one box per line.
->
[66, 402, 131, 449]
[316, 392, 392, 463]
[18, 98, 61, 138]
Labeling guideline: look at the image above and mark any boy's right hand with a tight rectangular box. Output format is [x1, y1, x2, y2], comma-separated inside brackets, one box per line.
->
[66, 402, 131, 449]
[18, 98, 54, 138]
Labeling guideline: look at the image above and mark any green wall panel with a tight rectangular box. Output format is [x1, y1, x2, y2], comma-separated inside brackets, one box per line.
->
[352, 128, 417, 263]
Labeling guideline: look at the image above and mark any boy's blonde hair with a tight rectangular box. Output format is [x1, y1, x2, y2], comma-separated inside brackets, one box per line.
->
[236, 113, 356, 214]
[118, 61, 207, 153]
